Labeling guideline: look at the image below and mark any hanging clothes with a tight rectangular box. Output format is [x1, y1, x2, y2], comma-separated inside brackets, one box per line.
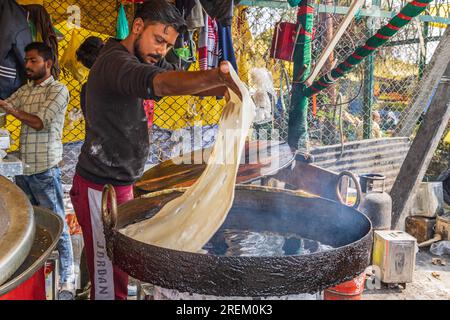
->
[0, 0, 32, 100]
[186, 0, 204, 30]
[218, 22, 237, 72]
[22, 4, 60, 79]
[177, 0, 204, 30]
[199, 0, 241, 27]
[60, 28, 89, 83]
[198, 15, 219, 70]
[116, 4, 129, 40]
[176, 0, 196, 18]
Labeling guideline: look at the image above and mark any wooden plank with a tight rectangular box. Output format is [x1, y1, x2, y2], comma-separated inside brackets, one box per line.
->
[390, 61, 450, 229]
[304, 0, 365, 87]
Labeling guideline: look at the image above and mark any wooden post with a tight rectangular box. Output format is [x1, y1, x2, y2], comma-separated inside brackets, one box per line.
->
[390, 61, 450, 230]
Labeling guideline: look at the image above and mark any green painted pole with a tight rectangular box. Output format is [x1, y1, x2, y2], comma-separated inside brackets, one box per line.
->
[363, 0, 380, 139]
[304, 0, 434, 98]
[287, 0, 314, 150]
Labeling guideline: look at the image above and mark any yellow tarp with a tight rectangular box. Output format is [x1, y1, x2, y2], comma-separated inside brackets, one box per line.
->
[16, 0, 44, 5]
[55, 21, 110, 144]
[444, 130, 450, 144]
[426, 5, 449, 29]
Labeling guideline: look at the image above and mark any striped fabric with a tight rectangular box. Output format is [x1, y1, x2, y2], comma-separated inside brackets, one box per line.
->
[198, 15, 219, 70]
[0, 65, 17, 79]
[6, 76, 69, 175]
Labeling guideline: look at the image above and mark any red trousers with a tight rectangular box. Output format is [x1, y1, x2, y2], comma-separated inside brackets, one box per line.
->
[70, 173, 133, 300]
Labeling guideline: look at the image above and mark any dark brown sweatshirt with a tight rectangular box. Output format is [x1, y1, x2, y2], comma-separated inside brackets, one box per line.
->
[76, 38, 176, 185]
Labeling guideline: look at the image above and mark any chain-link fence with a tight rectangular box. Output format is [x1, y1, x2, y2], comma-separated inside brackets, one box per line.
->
[236, 0, 448, 148]
[4, 0, 449, 186]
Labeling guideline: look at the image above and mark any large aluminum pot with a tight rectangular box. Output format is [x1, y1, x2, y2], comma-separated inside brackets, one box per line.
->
[0, 206, 63, 296]
[0, 176, 35, 286]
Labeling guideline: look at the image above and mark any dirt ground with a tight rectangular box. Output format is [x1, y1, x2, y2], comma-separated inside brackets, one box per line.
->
[362, 249, 450, 300]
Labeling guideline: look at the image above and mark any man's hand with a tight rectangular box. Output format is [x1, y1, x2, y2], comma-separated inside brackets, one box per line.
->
[153, 60, 243, 100]
[218, 61, 242, 101]
[0, 99, 43, 131]
[0, 100, 14, 114]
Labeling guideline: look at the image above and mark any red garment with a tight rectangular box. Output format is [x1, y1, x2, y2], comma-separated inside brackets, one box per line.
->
[70, 174, 132, 300]
[198, 15, 219, 70]
[143, 99, 155, 128]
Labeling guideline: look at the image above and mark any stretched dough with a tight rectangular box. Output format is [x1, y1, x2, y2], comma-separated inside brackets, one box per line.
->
[121, 63, 256, 253]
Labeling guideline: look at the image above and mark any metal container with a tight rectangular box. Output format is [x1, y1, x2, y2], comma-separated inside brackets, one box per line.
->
[372, 230, 417, 284]
[0, 113, 6, 128]
[0, 176, 35, 286]
[0, 206, 63, 296]
[0, 130, 9, 150]
[359, 173, 392, 230]
[410, 182, 444, 218]
[102, 185, 373, 297]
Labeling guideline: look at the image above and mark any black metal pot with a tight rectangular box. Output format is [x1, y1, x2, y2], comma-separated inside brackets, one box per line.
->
[102, 185, 372, 297]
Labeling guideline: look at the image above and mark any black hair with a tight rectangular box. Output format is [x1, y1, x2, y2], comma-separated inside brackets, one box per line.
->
[76, 36, 104, 69]
[24, 42, 54, 62]
[135, 0, 187, 33]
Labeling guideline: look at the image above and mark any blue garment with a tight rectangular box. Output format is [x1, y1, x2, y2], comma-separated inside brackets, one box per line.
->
[349, 98, 363, 116]
[218, 23, 237, 72]
[15, 167, 75, 288]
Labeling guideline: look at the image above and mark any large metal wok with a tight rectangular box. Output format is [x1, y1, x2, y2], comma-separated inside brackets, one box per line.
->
[102, 185, 372, 296]
[0, 176, 35, 286]
[0, 206, 63, 296]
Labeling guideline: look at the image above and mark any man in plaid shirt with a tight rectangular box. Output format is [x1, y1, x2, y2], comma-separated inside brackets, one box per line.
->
[0, 42, 75, 300]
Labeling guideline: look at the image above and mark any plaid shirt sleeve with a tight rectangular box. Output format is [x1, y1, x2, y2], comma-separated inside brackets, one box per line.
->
[5, 87, 23, 110]
[36, 85, 69, 129]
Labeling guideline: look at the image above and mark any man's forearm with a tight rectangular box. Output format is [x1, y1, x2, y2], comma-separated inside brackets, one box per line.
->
[153, 69, 225, 97]
[4, 107, 43, 131]
[194, 86, 228, 98]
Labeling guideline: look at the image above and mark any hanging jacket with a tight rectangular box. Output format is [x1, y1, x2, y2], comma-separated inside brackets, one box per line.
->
[22, 4, 60, 79]
[176, 0, 196, 18]
[199, 0, 241, 26]
[186, 0, 204, 30]
[176, 0, 204, 30]
[218, 22, 237, 72]
[0, 0, 32, 99]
